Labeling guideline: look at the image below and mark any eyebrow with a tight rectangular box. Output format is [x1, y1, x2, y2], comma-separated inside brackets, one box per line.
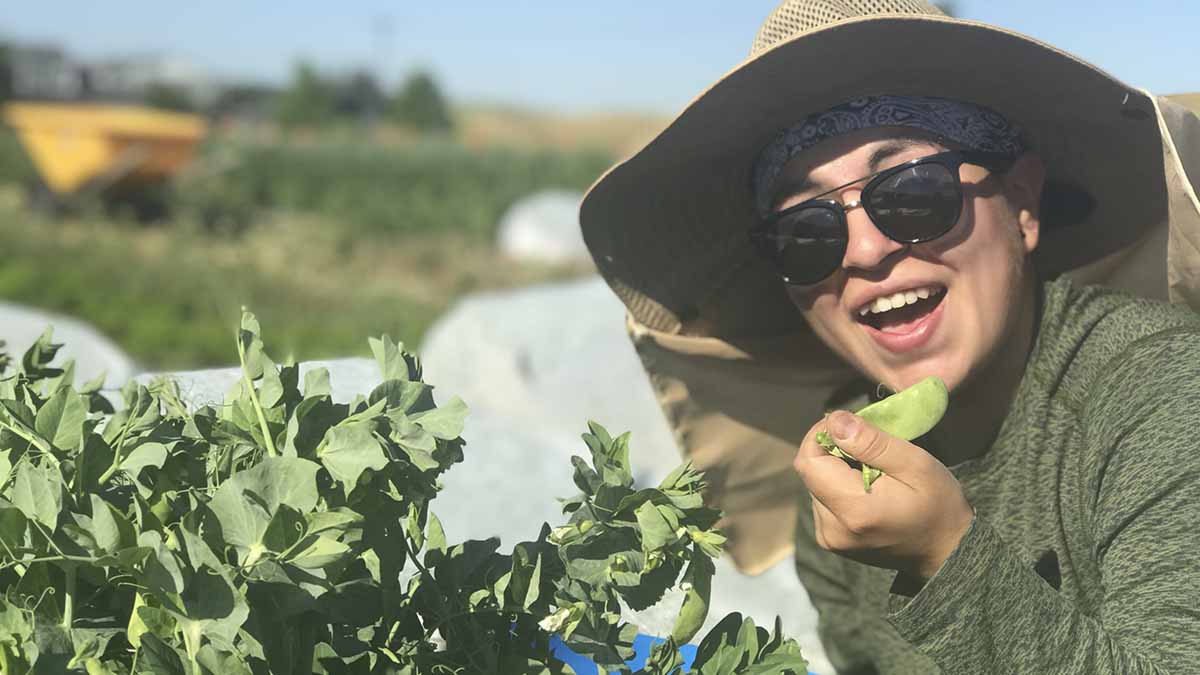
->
[769, 137, 933, 210]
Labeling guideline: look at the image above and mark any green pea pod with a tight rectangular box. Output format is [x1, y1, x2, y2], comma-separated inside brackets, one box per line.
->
[816, 376, 948, 492]
[670, 552, 714, 645]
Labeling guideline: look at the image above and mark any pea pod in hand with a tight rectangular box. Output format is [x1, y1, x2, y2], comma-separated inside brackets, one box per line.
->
[815, 376, 948, 492]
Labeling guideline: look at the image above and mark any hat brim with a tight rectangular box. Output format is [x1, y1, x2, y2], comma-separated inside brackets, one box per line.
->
[581, 15, 1166, 338]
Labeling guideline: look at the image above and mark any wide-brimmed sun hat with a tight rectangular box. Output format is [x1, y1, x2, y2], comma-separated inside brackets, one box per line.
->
[580, 0, 1200, 574]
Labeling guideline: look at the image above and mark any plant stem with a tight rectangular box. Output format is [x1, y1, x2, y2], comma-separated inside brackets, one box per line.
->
[97, 403, 138, 486]
[237, 331, 278, 458]
[0, 417, 51, 454]
[61, 567, 76, 628]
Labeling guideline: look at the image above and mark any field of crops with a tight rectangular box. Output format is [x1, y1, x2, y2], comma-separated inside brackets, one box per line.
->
[0, 125, 608, 369]
[176, 136, 613, 240]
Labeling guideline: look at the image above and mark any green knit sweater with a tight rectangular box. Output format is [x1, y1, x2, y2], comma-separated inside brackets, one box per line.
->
[793, 277, 1200, 674]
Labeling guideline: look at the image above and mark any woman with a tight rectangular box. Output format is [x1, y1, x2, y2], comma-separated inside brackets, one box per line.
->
[580, 1, 1200, 673]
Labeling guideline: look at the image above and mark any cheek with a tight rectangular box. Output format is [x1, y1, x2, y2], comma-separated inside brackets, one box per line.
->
[795, 291, 861, 364]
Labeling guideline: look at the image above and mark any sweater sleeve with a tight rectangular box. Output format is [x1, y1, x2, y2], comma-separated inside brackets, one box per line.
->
[793, 496, 939, 674]
[885, 330, 1200, 674]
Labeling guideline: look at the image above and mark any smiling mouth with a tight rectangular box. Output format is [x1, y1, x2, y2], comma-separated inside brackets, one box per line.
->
[856, 287, 947, 334]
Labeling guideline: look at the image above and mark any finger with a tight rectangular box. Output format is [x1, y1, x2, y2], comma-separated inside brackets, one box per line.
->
[796, 441, 873, 509]
[795, 418, 863, 478]
[811, 496, 865, 555]
[824, 411, 933, 485]
[794, 417, 834, 462]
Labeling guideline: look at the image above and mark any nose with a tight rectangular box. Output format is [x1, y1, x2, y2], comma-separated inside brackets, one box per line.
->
[841, 200, 906, 273]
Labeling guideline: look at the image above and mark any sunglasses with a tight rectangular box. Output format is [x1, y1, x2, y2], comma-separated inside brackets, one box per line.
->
[748, 150, 1015, 286]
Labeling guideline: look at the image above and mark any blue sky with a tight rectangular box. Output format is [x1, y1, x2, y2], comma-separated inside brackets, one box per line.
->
[4, 1, 1197, 113]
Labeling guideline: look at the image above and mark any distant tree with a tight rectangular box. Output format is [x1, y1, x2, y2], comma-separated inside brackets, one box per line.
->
[0, 43, 11, 102]
[209, 83, 279, 121]
[389, 70, 454, 133]
[335, 69, 386, 120]
[144, 81, 195, 112]
[276, 61, 335, 128]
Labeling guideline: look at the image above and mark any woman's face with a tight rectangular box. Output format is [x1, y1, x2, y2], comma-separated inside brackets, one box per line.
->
[772, 127, 1044, 394]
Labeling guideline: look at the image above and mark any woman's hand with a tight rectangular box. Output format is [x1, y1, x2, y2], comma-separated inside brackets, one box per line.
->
[794, 410, 975, 580]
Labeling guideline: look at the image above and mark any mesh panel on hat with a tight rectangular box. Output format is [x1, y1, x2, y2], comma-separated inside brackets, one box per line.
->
[752, 0, 945, 55]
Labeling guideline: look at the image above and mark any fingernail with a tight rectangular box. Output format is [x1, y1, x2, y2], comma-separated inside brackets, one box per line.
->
[828, 411, 859, 442]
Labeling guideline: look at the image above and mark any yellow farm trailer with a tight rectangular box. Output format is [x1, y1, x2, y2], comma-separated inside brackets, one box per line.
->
[2, 102, 207, 214]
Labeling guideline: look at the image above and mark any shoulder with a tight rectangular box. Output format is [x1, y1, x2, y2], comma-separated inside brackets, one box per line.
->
[1039, 283, 1200, 541]
[1037, 277, 1200, 413]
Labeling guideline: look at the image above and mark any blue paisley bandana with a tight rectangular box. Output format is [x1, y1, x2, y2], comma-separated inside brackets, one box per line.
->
[752, 95, 1026, 217]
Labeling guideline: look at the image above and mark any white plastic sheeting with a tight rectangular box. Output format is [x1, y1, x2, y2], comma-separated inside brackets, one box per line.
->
[0, 302, 138, 388]
[495, 190, 591, 264]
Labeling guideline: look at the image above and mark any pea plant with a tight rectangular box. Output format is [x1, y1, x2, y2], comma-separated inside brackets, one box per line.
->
[0, 315, 808, 674]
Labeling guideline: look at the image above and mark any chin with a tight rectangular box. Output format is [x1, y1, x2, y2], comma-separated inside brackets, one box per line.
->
[869, 354, 970, 396]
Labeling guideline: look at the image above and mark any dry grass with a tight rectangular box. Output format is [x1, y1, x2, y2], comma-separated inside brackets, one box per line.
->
[455, 105, 668, 157]
[1167, 92, 1200, 114]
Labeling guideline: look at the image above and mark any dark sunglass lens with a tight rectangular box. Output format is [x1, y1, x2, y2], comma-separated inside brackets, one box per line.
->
[867, 163, 960, 241]
[761, 206, 846, 285]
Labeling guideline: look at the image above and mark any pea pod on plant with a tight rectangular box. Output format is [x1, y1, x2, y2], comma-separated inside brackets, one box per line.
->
[815, 376, 948, 492]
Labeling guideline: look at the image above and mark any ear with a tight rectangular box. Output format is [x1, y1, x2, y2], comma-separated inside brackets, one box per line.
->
[1003, 152, 1046, 254]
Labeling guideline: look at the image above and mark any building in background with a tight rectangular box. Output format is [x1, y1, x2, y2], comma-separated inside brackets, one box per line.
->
[0, 38, 216, 110]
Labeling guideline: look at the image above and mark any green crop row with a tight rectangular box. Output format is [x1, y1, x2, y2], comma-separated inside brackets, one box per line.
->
[0, 128, 36, 186]
[0, 210, 440, 370]
[188, 139, 611, 237]
[0, 128, 612, 240]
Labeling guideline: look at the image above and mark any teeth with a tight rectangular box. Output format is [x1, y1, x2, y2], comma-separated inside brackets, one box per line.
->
[860, 285, 942, 316]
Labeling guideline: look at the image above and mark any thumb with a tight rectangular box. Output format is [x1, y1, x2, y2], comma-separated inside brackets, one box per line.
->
[826, 410, 925, 479]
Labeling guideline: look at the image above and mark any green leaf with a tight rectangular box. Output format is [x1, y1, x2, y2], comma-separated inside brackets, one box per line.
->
[258, 355, 286, 409]
[217, 456, 321, 514]
[391, 417, 439, 471]
[0, 503, 26, 551]
[305, 508, 362, 537]
[11, 461, 61, 530]
[21, 327, 64, 379]
[196, 643, 254, 675]
[426, 511, 447, 555]
[238, 312, 266, 381]
[286, 535, 352, 570]
[74, 434, 116, 493]
[635, 501, 677, 553]
[410, 396, 468, 440]
[370, 380, 433, 413]
[317, 421, 388, 489]
[523, 553, 543, 610]
[209, 457, 321, 558]
[303, 367, 332, 398]
[173, 559, 250, 648]
[283, 397, 344, 458]
[90, 494, 136, 554]
[262, 504, 307, 553]
[34, 388, 88, 451]
[0, 450, 11, 488]
[137, 531, 185, 596]
[119, 442, 169, 482]
[136, 632, 186, 675]
[70, 628, 119, 666]
[369, 335, 419, 382]
[78, 370, 107, 395]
